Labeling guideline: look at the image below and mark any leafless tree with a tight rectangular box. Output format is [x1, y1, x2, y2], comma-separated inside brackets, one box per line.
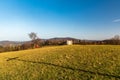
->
[29, 32, 37, 41]
[113, 35, 120, 40]
[28, 32, 40, 48]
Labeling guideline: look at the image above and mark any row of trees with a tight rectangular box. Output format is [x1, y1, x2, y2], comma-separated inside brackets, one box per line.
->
[103, 35, 120, 45]
[77, 35, 120, 45]
[0, 34, 120, 53]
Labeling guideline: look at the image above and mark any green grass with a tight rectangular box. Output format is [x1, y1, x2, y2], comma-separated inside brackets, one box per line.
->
[0, 45, 120, 80]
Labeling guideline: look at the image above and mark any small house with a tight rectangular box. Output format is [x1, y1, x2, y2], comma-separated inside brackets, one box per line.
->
[67, 40, 73, 45]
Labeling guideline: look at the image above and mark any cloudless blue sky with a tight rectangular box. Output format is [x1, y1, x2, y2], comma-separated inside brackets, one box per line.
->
[0, 0, 120, 41]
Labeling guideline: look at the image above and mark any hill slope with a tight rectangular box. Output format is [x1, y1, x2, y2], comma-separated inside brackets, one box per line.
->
[0, 45, 120, 80]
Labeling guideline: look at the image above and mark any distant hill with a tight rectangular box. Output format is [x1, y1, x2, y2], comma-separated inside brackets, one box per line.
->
[0, 41, 25, 47]
[47, 37, 80, 44]
[48, 37, 79, 41]
[0, 37, 80, 47]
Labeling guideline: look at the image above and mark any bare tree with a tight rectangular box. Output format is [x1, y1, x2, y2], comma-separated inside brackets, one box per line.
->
[28, 32, 40, 48]
[111, 35, 120, 45]
[113, 35, 120, 40]
[29, 32, 37, 41]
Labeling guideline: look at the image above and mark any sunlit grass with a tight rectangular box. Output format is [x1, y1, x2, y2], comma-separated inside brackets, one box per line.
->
[0, 45, 120, 80]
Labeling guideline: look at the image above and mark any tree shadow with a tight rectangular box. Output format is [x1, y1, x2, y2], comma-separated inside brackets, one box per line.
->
[6, 57, 19, 61]
[6, 57, 120, 79]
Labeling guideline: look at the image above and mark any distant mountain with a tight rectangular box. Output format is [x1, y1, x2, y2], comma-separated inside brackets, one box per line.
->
[48, 37, 79, 41]
[0, 37, 80, 47]
[47, 37, 80, 44]
[0, 41, 25, 47]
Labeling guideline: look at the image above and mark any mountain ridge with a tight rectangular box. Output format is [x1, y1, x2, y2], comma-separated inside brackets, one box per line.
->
[0, 37, 80, 46]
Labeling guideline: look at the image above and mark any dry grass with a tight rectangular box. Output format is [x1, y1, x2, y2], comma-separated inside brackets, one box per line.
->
[0, 45, 120, 80]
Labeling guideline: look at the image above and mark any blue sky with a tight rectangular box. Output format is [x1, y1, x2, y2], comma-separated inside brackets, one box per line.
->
[0, 0, 120, 41]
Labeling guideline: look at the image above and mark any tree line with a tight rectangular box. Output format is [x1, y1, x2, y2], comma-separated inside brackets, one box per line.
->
[0, 33, 120, 53]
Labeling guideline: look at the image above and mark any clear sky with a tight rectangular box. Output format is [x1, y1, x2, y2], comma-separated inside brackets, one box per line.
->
[0, 0, 120, 41]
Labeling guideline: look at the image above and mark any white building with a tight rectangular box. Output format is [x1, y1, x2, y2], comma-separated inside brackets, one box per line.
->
[67, 40, 73, 45]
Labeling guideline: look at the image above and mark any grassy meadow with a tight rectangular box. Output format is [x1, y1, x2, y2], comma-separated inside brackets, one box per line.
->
[0, 45, 120, 80]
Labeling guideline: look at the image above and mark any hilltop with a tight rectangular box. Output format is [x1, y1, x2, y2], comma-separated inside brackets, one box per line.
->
[0, 45, 120, 80]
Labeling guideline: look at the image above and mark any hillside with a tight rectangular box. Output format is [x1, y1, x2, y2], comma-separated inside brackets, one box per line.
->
[0, 45, 120, 80]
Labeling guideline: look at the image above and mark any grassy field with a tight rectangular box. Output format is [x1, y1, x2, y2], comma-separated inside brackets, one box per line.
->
[0, 45, 120, 80]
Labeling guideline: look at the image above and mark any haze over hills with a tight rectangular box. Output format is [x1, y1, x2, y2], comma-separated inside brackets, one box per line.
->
[0, 37, 80, 47]
[0, 36, 117, 47]
[0, 41, 25, 47]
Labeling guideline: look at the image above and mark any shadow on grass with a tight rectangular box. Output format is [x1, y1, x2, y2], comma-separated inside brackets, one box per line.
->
[6, 57, 19, 61]
[6, 57, 120, 79]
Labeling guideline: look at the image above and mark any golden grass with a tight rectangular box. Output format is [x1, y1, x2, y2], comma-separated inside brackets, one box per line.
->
[0, 45, 120, 80]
